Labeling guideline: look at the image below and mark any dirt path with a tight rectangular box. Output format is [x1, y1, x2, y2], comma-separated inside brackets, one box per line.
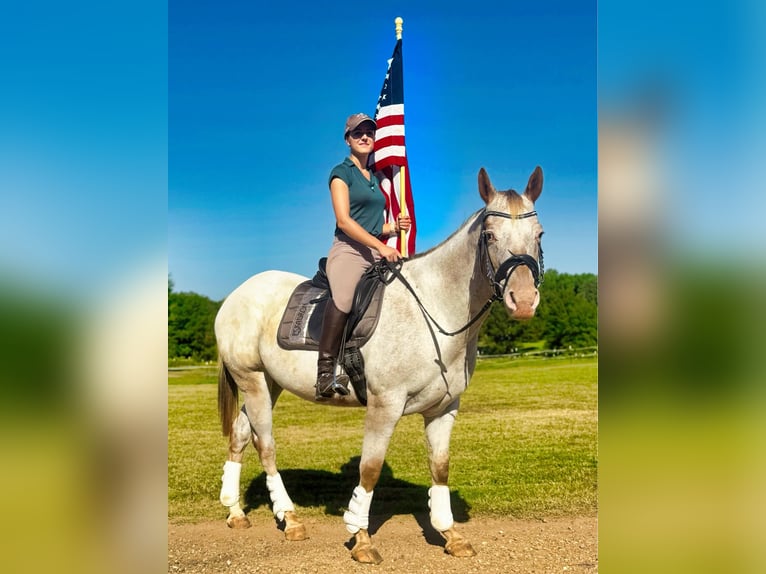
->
[168, 514, 597, 573]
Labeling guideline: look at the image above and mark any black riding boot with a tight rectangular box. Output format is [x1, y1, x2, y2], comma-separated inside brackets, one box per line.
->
[315, 300, 351, 400]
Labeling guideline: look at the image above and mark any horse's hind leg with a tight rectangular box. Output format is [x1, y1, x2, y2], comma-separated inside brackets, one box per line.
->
[241, 376, 307, 541]
[220, 407, 253, 529]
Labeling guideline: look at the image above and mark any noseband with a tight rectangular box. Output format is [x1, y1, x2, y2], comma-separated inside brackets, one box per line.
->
[480, 209, 544, 300]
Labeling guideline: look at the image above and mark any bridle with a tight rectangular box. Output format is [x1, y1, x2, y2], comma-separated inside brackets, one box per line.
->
[479, 209, 544, 300]
[383, 208, 543, 337]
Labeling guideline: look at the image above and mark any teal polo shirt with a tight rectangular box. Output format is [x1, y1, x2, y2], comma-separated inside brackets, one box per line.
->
[329, 157, 386, 237]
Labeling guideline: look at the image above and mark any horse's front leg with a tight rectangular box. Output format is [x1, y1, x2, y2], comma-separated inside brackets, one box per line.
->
[423, 402, 477, 558]
[344, 398, 402, 564]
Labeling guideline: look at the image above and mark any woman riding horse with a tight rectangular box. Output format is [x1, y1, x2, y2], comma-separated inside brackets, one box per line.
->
[315, 112, 411, 399]
[216, 162, 544, 564]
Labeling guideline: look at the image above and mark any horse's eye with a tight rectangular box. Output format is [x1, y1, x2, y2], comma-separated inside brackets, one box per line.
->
[484, 230, 496, 242]
[536, 230, 545, 241]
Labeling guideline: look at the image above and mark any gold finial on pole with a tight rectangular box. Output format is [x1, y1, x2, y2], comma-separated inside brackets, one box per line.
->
[395, 17, 403, 40]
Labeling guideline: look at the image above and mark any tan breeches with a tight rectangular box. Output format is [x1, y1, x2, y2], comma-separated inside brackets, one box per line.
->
[326, 234, 381, 313]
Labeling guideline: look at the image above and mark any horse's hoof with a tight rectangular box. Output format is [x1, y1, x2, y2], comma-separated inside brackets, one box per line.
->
[351, 546, 384, 565]
[284, 523, 308, 541]
[351, 529, 384, 564]
[281, 511, 307, 541]
[445, 538, 477, 557]
[226, 515, 251, 529]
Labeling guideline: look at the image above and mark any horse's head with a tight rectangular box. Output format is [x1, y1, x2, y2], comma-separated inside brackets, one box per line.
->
[478, 167, 544, 320]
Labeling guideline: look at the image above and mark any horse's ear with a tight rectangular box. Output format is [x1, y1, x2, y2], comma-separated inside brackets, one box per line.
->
[478, 167, 495, 204]
[524, 166, 543, 203]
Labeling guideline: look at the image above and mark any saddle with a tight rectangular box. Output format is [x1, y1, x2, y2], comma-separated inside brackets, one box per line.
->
[276, 258, 396, 405]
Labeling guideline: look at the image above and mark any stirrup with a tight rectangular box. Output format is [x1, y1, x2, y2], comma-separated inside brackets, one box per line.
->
[315, 373, 350, 400]
[330, 377, 350, 396]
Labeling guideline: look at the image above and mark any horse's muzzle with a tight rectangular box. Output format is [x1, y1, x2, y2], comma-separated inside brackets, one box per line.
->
[504, 287, 540, 320]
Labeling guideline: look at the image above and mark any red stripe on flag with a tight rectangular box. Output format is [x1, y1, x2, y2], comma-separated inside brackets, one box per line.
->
[375, 115, 405, 129]
[372, 38, 415, 255]
[374, 135, 406, 148]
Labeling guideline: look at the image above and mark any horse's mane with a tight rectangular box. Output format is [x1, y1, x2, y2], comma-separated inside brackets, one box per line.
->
[405, 209, 483, 262]
[405, 190, 525, 262]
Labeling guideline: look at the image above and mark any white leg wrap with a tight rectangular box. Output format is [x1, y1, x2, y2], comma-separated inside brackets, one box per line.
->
[343, 486, 374, 534]
[428, 485, 454, 531]
[220, 461, 242, 507]
[266, 472, 295, 521]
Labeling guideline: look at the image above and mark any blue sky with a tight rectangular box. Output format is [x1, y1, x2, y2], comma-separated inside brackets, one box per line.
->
[2, 0, 762, 305]
[1, 1, 167, 299]
[169, 0, 597, 301]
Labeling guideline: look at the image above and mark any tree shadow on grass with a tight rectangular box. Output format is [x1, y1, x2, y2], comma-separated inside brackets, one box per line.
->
[242, 456, 471, 548]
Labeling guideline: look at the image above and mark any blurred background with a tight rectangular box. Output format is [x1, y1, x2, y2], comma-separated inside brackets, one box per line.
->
[1, 0, 764, 573]
[0, 1, 167, 573]
[599, 0, 766, 571]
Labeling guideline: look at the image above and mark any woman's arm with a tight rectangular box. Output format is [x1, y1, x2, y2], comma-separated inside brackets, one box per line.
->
[330, 178, 400, 261]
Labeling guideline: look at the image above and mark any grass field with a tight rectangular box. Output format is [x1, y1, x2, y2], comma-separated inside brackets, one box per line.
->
[169, 356, 597, 524]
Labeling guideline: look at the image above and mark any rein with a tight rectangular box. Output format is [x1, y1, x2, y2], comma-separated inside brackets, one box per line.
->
[383, 208, 543, 337]
[383, 259, 495, 337]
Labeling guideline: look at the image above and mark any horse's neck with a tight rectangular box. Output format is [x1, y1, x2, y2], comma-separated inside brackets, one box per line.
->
[403, 213, 492, 327]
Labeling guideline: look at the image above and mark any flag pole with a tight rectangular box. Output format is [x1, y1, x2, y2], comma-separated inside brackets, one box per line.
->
[394, 17, 407, 257]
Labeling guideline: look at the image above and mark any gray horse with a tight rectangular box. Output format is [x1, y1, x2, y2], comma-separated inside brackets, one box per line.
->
[216, 167, 544, 564]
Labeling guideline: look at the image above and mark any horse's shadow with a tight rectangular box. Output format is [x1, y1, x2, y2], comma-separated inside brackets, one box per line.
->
[242, 456, 471, 547]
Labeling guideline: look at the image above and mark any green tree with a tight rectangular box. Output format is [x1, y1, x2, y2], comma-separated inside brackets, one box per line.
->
[537, 270, 598, 348]
[478, 302, 545, 354]
[477, 269, 598, 354]
[168, 287, 221, 361]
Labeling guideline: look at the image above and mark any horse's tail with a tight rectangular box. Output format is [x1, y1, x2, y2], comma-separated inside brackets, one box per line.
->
[217, 357, 238, 437]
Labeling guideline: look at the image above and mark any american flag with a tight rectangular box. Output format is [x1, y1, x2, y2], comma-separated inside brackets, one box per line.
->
[370, 38, 416, 256]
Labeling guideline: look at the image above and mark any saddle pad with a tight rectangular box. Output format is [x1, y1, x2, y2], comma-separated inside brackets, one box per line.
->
[276, 280, 385, 352]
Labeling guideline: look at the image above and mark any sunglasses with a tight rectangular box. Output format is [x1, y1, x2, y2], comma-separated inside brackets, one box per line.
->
[349, 129, 375, 139]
